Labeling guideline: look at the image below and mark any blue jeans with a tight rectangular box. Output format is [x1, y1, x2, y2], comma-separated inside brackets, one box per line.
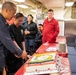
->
[25, 39, 35, 55]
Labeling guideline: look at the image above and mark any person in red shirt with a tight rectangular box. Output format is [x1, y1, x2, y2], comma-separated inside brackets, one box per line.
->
[42, 9, 59, 43]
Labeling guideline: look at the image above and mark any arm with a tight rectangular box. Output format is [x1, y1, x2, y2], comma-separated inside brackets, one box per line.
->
[13, 40, 21, 50]
[0, 25, 27, 59]
[0, 29, 22, 56]
[27, 23, 38, 35]
[48, 20, 59, 43]
[30, 24, 38, 35]
[35, 31, 42, 42]
[52, 21, 59, 39]
[42, 21, 46, 43]
[13, 40, 27, 58]
[22, 28, 26, 51]
[22, 41, 26, 51]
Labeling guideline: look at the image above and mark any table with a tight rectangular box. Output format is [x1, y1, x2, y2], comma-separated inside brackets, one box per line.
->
[15, 37, 71, 75]
[56, 36, 66, 43]
[15, 57, 71, 75]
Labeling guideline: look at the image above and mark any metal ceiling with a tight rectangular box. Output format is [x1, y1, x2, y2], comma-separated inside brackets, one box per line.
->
[0, 0, 74, 9]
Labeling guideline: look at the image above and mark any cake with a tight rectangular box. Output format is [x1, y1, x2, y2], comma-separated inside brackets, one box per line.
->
[25, 52, 61, 75]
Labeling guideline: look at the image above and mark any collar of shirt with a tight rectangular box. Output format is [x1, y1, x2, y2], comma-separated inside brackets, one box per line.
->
[46, 17, 54, 22]
[12, 23, 21, 29]
[0, 14, 9, 27]
[27, 21, 33, 25]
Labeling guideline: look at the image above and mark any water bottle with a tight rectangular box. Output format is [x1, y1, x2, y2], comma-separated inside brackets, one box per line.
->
[25, 29, 28, 35]
[25, 29, 27, 31]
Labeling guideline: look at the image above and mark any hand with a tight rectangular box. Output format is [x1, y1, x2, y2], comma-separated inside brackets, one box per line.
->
[24, 31, 28, 35]
[27, 55, 32, 58]
[27, 31, 30, 34]
[21, 51, 27, 59]
[14, 54, 20, 58]
[24, 31, 30, 35]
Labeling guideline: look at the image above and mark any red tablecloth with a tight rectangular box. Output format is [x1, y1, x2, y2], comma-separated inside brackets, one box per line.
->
[15, 57, 71, 75]
[36, 43, 58, 54]
[56, 36, 66, 43]
[15, 36, 71, 75]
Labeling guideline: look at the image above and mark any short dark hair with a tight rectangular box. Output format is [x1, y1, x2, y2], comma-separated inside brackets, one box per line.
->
[2, 1, 16, 10]
[14, 13, 24, 19]
[48, 9, 53, 12]
[38, 24, 43, 26]
[28, 14, 33, 18]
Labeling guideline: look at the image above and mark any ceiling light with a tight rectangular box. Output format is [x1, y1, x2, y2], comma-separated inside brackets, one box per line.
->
[65, 2, 74, 6]
[31, 10, 36, 12]
[17, 5, 28, 8]
[0, 4, 2, 8]
[14, 0, 25, 2]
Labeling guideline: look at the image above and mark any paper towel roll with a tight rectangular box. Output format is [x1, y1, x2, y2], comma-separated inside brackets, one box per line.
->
[58, 42, 66, 53]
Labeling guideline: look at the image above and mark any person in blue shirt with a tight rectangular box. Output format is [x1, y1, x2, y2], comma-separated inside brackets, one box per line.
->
[0, 2, 27, 75]
[35, 24, 43, 49]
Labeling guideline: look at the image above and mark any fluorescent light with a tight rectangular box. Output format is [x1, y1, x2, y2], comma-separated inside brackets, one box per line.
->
[17, 5, 28, 8]
[65, 2, 74, 6]
[31, 10, 36, 12]
[0, 4, 2, 8]
[14, 0, 25, 2]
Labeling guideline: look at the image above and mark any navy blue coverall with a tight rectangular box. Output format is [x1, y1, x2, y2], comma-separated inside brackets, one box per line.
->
[0, 14, 22, 75]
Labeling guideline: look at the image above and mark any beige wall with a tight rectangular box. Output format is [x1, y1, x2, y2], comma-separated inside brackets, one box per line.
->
[17, 7, 36, 19]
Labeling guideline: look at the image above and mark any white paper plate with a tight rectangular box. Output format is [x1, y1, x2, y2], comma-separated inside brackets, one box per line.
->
[46, 47, 58, 52]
